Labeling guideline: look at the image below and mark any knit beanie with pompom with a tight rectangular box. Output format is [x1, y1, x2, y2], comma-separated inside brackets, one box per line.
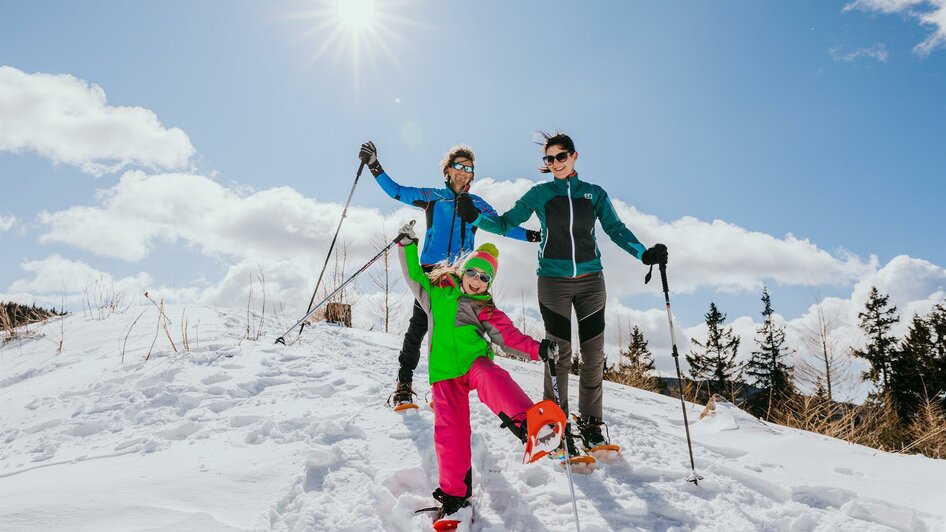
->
[463, 243, 499, 282]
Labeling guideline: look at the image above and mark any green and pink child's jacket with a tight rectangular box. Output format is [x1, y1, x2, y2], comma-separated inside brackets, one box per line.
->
[397, 241, 540, 384]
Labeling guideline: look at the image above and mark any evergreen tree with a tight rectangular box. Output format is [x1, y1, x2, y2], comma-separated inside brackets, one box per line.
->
[851, 287, 899, 393]
[686, 302, 742, 400]
[889, 312, 930, 421]
[924, 303, 946, 406]
[744, 287, 796, 419]
[813, 379, 829, 403]
[621, 326, 656, 373]
[605, 325, 663, 393]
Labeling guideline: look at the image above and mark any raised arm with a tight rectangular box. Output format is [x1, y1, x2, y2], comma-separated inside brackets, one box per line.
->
[361, 141, 439, 208]
[395, 224, 432, 302]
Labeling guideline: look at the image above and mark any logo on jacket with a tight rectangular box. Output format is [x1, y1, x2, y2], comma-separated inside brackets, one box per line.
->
[584, 193, 592, 200]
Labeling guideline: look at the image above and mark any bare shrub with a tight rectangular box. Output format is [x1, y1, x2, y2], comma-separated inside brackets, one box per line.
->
[83, 277, 129, 320]
[902, 396, 946, 459]
[243, 266, 267, 342]
[369, 229, 401, 333]
[144, 293, 178, 360]
[2, 301, 66, 344]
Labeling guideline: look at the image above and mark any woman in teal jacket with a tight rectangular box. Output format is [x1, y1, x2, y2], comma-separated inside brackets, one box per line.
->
[456, 132, 667, 454]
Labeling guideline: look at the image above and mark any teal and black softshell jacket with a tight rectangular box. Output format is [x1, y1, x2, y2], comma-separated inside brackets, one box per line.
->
[472, 173, 647, 278]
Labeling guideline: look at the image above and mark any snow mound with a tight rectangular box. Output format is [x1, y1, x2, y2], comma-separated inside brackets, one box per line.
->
[1, 305, 944, 531]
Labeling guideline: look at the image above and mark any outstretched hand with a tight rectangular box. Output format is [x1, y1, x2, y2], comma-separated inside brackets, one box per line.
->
[641, 243, 668, 266]
[455, 193, 480, 224]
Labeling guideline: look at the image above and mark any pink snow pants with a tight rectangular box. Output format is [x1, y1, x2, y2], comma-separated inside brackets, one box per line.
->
[432, 356, 534, 498]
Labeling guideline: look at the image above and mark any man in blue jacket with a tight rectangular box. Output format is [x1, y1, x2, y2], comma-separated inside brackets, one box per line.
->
[359, 141, 540, 409]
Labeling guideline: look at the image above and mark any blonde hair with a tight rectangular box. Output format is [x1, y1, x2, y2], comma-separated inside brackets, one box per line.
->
[427, 260, 464, 286]
[440, 145, 475, 177]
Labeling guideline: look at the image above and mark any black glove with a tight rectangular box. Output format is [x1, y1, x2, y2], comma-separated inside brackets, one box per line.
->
[539, 339, 559, 363]
[359, 141, 384, 177]
[641, 243, 668, 266]
[526, 230, 542, 243]
[455, 193, 480, 224]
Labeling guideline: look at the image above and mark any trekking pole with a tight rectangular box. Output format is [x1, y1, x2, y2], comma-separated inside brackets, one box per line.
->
[546, 358, 582, 532]
[276, 220, 413, 345]
[296, 161, 366, 339]
[646, 263, 704, 485]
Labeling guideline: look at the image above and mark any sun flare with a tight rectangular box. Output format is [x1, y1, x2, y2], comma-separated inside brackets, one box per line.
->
[333, 0, 378, 32]
[288, 0, 418, 88]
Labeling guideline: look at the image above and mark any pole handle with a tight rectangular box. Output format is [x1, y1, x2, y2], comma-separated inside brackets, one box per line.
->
[659, 263, 669, 294]
[392, 220, 416, 245]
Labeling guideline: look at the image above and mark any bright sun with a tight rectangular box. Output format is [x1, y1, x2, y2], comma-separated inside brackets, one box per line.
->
[288, 0, 417, 88]
[333, 0, 378, 32]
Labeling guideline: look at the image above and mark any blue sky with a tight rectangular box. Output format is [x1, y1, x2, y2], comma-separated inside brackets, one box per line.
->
[1, 1, 944, 387]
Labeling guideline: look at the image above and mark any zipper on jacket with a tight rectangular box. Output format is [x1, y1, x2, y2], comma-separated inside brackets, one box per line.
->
[567, 179, 577, 277]
[446, 196, 458, 262]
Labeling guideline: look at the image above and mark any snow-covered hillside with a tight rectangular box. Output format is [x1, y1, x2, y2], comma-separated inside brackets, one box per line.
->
[1, 306, 944, 531]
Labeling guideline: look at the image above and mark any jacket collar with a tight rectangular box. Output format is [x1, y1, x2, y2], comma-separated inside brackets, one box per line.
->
[552, 171, 580, 187]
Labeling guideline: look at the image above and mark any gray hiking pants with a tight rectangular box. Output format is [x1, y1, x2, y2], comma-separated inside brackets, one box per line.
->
[538, 272, 607, 419]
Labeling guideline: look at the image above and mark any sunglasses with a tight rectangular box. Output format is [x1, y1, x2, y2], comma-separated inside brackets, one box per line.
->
[542, 151, 572, 165]
[464, 268, 492, 284]
[451, 162, 474, 173]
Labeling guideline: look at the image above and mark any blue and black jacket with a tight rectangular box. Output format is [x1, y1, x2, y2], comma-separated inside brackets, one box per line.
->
[375, 172, 530, 265]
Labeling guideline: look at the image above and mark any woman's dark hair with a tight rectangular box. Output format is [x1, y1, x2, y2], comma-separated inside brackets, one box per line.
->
[536, 131, 576, 174]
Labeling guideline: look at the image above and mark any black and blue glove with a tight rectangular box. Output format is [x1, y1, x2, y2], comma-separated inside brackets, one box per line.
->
[359, 141, 385, 177]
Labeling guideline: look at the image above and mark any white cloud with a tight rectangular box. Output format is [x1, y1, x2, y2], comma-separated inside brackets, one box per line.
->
[2, 254, 153, 310]
[0, 213, 16, 233]
[36, 173, 879, 313]
[37, 170, 414, 264]
[0, 66, 195, 176]
[830, 43, 890, 62]
[843, 0, 946, 56]
[916, 0, 946, 55]
[844, 0, 926, 13]
[473, 178, 877, 298]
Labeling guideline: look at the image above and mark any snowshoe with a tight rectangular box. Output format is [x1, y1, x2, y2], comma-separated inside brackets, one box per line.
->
[575, 415, 621, 460]
[415, 489, 473, 531]
[549, 430, 596, 473]
[521, 399, 566, 463]
[387, 381, 419, 412]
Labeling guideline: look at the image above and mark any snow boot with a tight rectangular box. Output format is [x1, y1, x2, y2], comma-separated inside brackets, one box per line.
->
[575, 415, 621, 459]
[387, 381, 419, 412]
[421, 488, 472, 531]
[554, 429, 596, 471]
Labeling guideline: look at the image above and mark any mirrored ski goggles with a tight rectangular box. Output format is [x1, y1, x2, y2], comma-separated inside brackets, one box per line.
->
[450, 162, 475, 173]
[463, 268, 492, 284]
[542, 151, 571, 165]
